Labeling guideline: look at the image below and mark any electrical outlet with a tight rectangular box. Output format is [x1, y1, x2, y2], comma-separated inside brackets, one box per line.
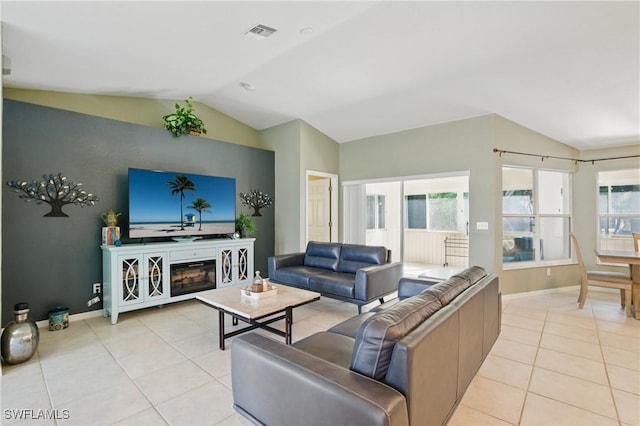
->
[93, 283, 101, 294]
[476, 222, 489, 230]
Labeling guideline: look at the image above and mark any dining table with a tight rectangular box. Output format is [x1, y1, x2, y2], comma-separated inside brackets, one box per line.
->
[595, 249, 640, 320]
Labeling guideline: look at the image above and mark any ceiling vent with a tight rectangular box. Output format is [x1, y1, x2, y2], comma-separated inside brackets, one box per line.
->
[245, 24, 277, 40]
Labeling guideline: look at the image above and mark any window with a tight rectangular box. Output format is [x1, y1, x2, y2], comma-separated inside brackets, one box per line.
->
[428, 192, 458, 231]
[366, 194, 386, 229]
[406, 195, 426, 229]
[405, 192, 465, 232]
[598, 169, 640, 251]
[502, 167, 572, 264]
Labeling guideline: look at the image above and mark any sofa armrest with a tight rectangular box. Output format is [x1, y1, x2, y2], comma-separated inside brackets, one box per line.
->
[268, 252, 305, 274]
[232, 333, 409, 426]
[397, 277, 440, 300]
[354, 261, 403, 302]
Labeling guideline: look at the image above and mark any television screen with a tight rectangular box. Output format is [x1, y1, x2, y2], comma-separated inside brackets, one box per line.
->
[128, 168, 236, 239]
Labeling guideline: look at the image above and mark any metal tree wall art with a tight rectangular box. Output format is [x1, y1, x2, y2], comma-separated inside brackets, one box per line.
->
[7, 173, 99, 217]
[239, 189, 272, 216]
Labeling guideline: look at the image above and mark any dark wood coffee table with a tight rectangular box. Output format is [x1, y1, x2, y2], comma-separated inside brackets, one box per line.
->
[196, 282, 321, 349]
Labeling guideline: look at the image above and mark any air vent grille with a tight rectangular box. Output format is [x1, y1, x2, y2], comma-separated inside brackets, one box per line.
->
[245, 24, 277, 40]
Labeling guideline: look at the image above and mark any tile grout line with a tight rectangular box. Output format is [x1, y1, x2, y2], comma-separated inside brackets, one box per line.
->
[86, 317, 171, 426]
[516, 298, 549, 426]
[593, 303, 624, 426]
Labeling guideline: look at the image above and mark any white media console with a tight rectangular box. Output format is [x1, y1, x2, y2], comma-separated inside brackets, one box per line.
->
[101, 238, 255, 324]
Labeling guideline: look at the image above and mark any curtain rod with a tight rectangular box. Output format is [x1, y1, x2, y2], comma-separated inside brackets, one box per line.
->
[493, 148, 640, 165]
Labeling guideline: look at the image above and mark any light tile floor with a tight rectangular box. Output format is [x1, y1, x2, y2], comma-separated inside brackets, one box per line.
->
[1, 287, 639, 425]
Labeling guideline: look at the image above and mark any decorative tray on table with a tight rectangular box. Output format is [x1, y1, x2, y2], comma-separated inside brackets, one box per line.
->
[241, 284, 278, 299]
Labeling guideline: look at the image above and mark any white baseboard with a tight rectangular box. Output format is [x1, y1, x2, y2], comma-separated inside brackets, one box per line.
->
[35, 309, 104, 329]
[503, 285, 620, 301]
[502, 286, 579, 300]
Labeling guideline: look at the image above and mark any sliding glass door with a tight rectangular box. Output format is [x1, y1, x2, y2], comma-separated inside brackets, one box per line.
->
[343, 172, 469, 270]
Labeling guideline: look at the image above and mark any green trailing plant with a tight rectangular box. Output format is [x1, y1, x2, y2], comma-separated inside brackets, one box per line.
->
[235, 212, 256, 236]
[162, 97, 208, 137]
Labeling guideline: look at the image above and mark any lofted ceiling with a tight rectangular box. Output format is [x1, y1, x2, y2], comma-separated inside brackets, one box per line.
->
[1, 1, 639, 150]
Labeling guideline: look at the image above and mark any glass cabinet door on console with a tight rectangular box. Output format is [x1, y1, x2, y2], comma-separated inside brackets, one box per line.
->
[103, 239, 255, 324]
[219, 242, 253, 286]
[117, 252, 169, 306]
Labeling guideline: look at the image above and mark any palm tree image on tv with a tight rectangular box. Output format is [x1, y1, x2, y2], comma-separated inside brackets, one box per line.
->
[128, 168, 237, 239]
[189, 197, 212, 231]
[167, 175, 196, 230]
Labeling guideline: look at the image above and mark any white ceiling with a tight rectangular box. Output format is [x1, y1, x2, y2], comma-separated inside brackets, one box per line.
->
[1, 1, 639, 150]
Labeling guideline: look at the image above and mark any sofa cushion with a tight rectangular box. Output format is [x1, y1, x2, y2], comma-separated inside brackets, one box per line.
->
[350, 292, 443, 380]
[423, 266, 487, 306]
[292, 332, 356, 369]
[423, 275, 472, 306]
[451, 266, 487, 286]
[303, 242, 341, 271]
[270, 266, 327, 289]
[309, 272, 355, 298]
[337, 244, 387, 274]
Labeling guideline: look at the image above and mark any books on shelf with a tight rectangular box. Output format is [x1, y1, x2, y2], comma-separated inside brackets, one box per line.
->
[102, 226, 121, 246]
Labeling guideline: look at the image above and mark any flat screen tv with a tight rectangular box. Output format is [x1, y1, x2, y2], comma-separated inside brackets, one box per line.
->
[128, 168, 236, 240]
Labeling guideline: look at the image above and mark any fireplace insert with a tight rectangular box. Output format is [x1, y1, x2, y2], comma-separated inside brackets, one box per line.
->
[170, 259, 216, 297]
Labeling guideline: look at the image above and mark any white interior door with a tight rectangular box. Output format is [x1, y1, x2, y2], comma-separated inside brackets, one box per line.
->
[308, 177, 331, 242]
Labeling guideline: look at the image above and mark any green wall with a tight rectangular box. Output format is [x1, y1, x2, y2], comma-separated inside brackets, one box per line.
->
[258, 120, 302, 254]
[493, 115, 580, 294]
[3, 88, 260, 148]
[340, 115, 497, 273]
[259, 119, 339, 253]
[339, 114, 638, 295]
[300, 121, 339, 248]
[574, 144, 640, 270]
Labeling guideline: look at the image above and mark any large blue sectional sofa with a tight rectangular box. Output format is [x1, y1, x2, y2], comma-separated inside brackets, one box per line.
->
[268, 241, 403, 312]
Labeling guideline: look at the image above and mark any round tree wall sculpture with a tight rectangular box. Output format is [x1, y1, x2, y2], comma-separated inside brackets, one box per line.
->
[7, 173, 99, 217]
[239, 189, 272, 216]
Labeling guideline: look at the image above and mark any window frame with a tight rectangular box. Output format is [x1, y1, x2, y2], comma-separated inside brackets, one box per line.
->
[502, 166, 573, 270]
[405, 191, 467, 233]
[366, 194, 386, 230]
[597, 169, 640, 253]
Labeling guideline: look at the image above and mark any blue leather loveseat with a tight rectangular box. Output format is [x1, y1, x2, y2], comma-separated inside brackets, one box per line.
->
[268, 241, 403, 312]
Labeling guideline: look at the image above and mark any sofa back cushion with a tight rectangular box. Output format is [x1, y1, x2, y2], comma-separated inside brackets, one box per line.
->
[424, 266, 487, 306]
[350, 292, 442, 380]
[451, 265, 487, 287]
[338, 244, 387, 274]
[303, 242, 341, 271]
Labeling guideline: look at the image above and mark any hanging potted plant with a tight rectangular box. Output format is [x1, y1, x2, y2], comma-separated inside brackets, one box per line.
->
[162, 97, 208, 137]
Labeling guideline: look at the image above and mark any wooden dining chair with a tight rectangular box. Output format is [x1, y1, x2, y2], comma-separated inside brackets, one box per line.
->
[570, 232, 632, 316]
